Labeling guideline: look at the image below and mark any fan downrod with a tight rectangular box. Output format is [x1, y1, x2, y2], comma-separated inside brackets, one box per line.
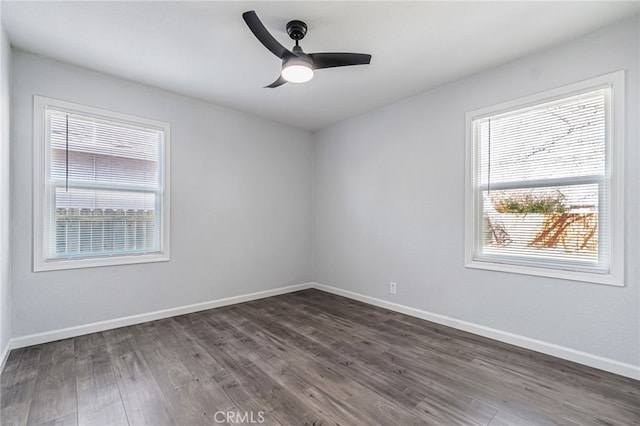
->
[286, 20, 307, 41]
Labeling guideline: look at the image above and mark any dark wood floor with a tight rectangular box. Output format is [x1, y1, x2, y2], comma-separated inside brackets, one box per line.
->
[1, 289, 638, 426]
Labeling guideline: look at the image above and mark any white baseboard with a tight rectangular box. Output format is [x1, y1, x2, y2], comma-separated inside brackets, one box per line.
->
[9, 282, 313, 350]
[312, 282, 640, 381]
[0, 341, 10, 373]
[5, 281, 638, 381]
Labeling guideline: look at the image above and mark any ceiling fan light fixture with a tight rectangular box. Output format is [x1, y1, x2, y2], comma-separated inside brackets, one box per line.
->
[282, 63, 314, 83]
[281, 54, 314, 83]
[242, 11, 371, 88]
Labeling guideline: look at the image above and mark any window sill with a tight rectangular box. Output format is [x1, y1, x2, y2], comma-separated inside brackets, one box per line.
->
[465, 259, 623, 287]
[34, 252, 170, 272]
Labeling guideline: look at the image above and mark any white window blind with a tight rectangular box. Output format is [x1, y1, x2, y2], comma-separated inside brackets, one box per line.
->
[465, 71, 624, 285]
[34, 96, 170, 271]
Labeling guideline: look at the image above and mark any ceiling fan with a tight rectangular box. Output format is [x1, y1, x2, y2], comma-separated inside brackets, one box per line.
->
[242, 10, 372, 88]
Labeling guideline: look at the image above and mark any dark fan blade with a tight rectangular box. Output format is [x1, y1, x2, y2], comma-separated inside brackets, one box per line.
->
[243, 10, 291, 59]
[265, 75, 287, 88]
[309, 52, 371, 69]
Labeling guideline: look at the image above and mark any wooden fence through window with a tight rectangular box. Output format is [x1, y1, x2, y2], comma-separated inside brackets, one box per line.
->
[55, 208, 155, 255]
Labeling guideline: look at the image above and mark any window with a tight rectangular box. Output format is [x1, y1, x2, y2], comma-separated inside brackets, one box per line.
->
[33, 96, 170, 271]
[465, 71, 624, 286]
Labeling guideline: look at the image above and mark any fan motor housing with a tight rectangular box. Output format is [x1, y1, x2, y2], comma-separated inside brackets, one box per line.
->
[286, 20, 307, 41]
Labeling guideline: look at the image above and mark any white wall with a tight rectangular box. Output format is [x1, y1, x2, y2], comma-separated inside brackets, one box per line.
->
[11, 51, 313, 338]
[0, 21, 12, 361]
[6, 16, 639, 379]
[313, 18, 639, 369]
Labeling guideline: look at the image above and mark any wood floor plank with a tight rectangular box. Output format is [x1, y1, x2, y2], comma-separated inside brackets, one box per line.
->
[25, 341, 77, 426]
[471, 355, 640, 425]
[102, 327, 174, 426]
[216, 305, 406, 425]
[2, 289, 639, 426]
[489, 410, 539, 426]
[36, 340, 74, 366]
[172, 311, 284, 423]
[177, 309, 332, 425]
[259, 294, 504, 425]
[1, 347, 42, 426]
[160, 317, 258, 415]
[130, 319, 236, 426]
[283, 291, 623, 425]
[1, 350, 24, 386]
[74, 333, 128, 426]
[272, 291, 636, 426]
[235, 297, 500, 425]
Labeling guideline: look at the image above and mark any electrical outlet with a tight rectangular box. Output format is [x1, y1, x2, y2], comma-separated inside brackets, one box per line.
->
[389, 282, 397, 294]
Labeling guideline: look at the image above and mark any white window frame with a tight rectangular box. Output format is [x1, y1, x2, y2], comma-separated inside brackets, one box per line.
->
[464, 71, 624, 286]
[33, 96, 171, 271]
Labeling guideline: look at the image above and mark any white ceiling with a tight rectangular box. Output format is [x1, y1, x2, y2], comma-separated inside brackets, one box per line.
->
[2, 1, 638, 131]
